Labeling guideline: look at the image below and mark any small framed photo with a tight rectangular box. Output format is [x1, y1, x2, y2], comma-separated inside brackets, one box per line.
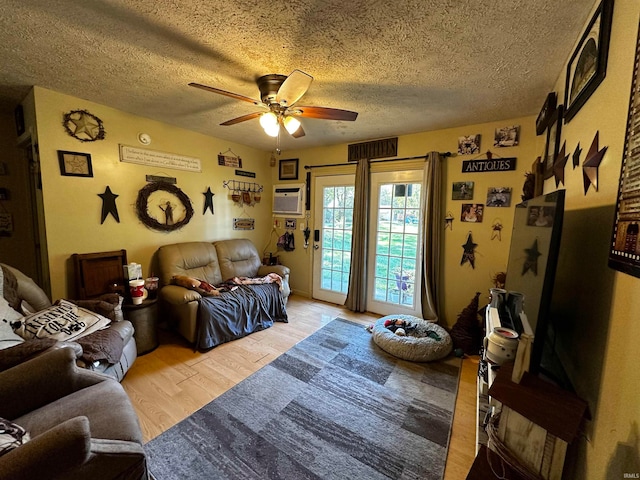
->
[57, 150, 93, 177]
[486, 187, 512, 207]
[494, 125, 520, 147]
[536, 92, 557, 135]
[452, 181, 474, 200]
[526, 206, 556, 227]
[285, 218, 297, 229]
[279, 158, 299, 180]
[544, 105, 564, 179]
[458, 134, 481, 155]
[564, 0, 614, 123]
[461, 204, 484, 223]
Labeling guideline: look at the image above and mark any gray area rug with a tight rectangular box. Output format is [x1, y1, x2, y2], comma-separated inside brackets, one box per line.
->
[145, 318, 461, 480]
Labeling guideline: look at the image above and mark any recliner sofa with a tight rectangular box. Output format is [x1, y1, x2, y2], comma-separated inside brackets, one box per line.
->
[157, 238, 290, 345]
[0, 347, 148, 480]
[0, 263, 136, 381]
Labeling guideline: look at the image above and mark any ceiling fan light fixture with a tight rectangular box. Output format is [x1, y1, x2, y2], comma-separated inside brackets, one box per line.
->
[259, 111, 278, 130]
[264, 123, 280, 137]
[283, 116, 301, 135]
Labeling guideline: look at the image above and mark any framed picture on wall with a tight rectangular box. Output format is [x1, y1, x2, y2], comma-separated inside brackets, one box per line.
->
[57, 151, 93, 177]
[452, 181, 474, 200]
[543, 105, 563, 179]
[564, 0, 614, 123]
[279, 158, 299, 180]
[536, 92, 557, 135]
[486, 187, 512, 207]
[461, 204, 484, 223]
[609, 21, 640, 278]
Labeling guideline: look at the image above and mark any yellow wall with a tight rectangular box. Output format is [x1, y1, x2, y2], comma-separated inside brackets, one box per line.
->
[541, 1, 640, 477]
[25, 0, 640, 474]
[279, 115, 541, 326]
[32, 87, 274, 300]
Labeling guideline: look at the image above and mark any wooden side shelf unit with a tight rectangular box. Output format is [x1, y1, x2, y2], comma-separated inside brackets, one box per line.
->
[470, 306, 587, 480]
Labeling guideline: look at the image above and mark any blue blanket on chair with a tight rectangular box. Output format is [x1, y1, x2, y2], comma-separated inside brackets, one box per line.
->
[196, 283, 288, 350]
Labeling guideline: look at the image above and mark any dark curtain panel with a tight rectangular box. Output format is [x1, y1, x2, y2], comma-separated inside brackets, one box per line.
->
[421, 151, 445, 321]
[344, 158, 370, 312]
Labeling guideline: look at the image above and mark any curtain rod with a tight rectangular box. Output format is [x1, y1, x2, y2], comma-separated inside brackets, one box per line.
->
[303, 152, 452, 170]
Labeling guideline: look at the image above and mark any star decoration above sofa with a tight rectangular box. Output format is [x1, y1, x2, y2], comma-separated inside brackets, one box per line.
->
[98, 186, 120, 224]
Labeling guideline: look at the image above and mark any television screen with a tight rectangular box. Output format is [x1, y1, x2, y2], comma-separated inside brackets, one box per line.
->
[503, 190, 565, 376]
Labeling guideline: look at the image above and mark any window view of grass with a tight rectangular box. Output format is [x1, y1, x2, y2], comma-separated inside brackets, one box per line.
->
[321, 185, 354, 293]
[374, 183, 421, 306]
[320, 182, 421, 306]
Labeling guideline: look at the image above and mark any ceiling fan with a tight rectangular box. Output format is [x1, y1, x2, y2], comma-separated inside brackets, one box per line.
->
[188, 70, 358, 139]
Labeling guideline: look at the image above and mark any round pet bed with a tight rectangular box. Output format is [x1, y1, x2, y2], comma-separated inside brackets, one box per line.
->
[372, 314, 452, 362]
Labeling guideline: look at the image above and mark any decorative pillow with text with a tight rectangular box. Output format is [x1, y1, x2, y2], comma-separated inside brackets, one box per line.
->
[12, 300, 110, 342]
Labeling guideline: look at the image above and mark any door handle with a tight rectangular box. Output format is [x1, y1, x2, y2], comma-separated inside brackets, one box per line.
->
[313, 244, 319, 250]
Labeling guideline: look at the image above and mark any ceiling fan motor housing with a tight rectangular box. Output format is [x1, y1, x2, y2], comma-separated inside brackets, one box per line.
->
[257, 74, 287, 104]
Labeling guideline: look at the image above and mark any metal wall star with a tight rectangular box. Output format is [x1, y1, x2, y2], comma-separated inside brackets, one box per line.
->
[98, 186, 119, 224]
[203, 187, 215, 215]
[572, 142, 582, 169]
[553, 141, 569, 187]
[460, 232, 477, 268]
[491, 220, 503, 241]
[583, 131, 608, 194]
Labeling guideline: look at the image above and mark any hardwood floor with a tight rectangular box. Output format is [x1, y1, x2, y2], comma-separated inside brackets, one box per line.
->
[121, 295, 477, 479]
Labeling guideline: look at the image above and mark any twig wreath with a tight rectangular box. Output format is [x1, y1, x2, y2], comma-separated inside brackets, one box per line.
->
[62, 109, 106, 142]
[136, 182, 194, 231]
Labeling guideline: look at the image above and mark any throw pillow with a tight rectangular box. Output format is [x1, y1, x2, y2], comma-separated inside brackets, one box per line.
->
[0, 297, 24, 350]
[0, 417, 30, 456]
[172, 275, 201, 289]
[69, 293, 123, 322]
[12, 300, 110, 342]
[172, 275, 221, 296]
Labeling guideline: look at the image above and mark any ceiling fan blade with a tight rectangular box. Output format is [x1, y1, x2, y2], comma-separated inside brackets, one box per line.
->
[220, 112, 263, 126]
[291, 124, 306, 138]
[294, 106, 358, 121]
[276, 70, 313, 107]
[189, 82, 262, 105]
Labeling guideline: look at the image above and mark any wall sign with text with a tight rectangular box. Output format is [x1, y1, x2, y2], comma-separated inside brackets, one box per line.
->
[461, 157, 516, 173]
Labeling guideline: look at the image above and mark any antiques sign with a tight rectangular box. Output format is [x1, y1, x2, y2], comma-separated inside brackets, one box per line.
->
[348, 137, 398, 162]
[462, 157, 516, 173]
[120, 145, 201, 172]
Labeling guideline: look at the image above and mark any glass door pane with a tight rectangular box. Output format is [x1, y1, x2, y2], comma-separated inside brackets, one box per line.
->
[312, 175, 355, 304]
[368, 171, 423, 316]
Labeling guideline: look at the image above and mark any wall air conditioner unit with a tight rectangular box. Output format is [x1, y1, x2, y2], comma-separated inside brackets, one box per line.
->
[273, 183, 305, 217]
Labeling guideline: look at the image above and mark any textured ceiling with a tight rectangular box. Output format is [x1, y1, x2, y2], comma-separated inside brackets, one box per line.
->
[0, 0, 595, 152]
